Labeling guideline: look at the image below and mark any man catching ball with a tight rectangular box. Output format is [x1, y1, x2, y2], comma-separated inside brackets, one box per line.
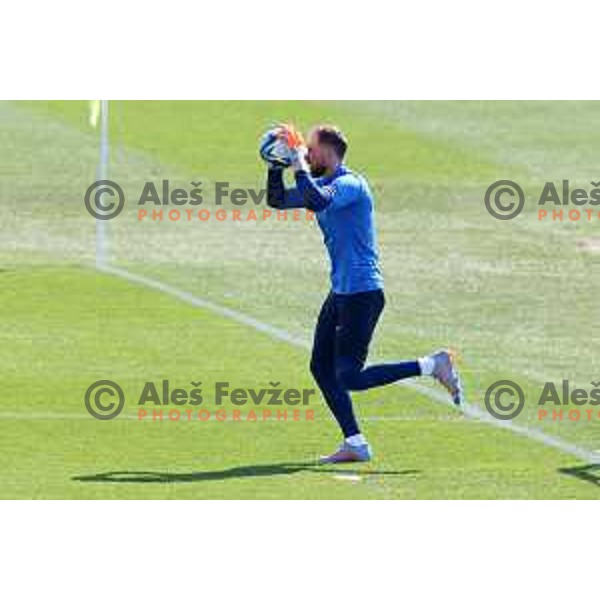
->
[265, 123, 464, 463]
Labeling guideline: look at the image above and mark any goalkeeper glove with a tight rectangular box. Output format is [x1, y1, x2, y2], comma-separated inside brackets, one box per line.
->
[277, 123, 309, 172]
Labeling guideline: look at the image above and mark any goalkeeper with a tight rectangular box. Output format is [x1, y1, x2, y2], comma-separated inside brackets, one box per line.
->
[266, 124, 463, 464]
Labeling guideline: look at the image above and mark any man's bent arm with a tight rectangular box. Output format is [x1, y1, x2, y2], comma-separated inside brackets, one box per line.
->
[295, 170, 360, 213]
[294, 170, 331, 212]
[266, 168, 306, 209]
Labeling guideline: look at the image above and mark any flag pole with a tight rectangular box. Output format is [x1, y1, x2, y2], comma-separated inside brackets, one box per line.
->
[95, 100, 109, 268]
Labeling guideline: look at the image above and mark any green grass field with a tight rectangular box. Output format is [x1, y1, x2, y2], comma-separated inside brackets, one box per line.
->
[1, 100, 599, 498]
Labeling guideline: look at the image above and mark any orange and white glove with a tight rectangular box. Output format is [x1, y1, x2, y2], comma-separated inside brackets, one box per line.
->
[276, 123, 309, 172]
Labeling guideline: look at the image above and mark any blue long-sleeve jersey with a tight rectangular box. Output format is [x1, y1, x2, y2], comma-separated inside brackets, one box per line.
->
[267, 165, 384, 294]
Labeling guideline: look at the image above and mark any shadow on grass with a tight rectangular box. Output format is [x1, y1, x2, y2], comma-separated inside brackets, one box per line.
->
[72, 462, 420, 484]
[558, 463, 600, 487]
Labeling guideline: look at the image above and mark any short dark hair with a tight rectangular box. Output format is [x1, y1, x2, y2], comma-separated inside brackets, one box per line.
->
[315, 125, 348, 160]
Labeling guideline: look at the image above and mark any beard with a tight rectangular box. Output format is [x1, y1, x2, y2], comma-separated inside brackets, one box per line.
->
[310, 163, 327, 177]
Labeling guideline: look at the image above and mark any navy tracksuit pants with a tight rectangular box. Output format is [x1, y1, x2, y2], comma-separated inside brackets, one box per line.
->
[310, 289, 421, 437]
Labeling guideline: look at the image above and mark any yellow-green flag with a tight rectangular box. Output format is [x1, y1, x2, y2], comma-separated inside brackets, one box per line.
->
[89, 100, 101, 128]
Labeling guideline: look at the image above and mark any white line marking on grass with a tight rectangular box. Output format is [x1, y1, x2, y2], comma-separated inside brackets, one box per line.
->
[332, 473, 362, 482]
[0, 412, 460, 424]
[97, 264, 600, 464]
[98, 264, 309, 349]
[402, 381, 600, 462]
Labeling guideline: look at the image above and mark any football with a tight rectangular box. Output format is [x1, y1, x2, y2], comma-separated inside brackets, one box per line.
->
[259, 128, 293, 168]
